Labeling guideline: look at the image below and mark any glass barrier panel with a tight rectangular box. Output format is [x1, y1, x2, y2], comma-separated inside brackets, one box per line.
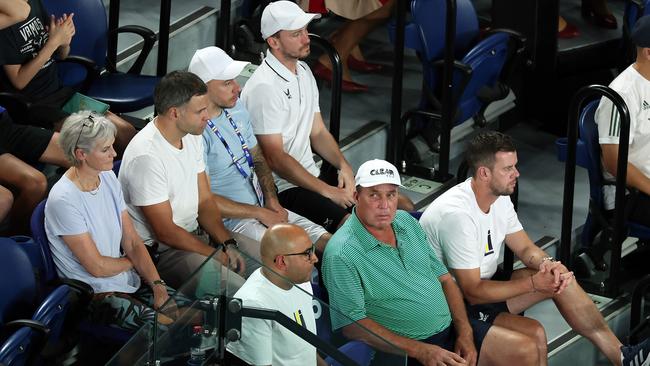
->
[106, 248, 227, 365]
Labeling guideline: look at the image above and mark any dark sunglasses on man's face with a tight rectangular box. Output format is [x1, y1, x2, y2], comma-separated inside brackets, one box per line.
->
[274, 244, 316, 262]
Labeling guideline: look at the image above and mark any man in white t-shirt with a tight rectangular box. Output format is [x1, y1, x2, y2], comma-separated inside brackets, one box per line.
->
[119, 71, 248, 298]
[241, 1, 356, 234]
[420, 131, 650, 366]
[226, 224, 326, 366]
[595, 15, 650, 227]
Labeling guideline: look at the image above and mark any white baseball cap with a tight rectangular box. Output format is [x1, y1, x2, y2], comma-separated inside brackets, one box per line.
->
[355, 159, 403, 187]
[188, 46, 249, 83]
[260, 1, 321, 40]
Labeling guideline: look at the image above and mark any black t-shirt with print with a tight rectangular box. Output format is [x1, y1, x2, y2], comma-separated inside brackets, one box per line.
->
[0, 0, 61, 100]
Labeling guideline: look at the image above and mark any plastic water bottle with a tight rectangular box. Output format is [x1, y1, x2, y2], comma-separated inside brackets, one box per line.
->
[187, 325, 206, 366]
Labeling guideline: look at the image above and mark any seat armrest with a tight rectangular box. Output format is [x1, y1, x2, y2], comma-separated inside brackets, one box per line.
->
[108, 25, 157, 74]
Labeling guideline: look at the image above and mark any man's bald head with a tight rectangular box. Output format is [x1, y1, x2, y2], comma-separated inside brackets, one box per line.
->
[261, 224, 310, 264]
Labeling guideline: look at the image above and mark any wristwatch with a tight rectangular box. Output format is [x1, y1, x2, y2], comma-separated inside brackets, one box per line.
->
[150, 279, 166, 288]
[222, 238, 238, 252]
[540, 256, 556, 265]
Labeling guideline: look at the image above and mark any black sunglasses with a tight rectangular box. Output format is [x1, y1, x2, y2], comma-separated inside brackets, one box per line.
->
[74, 114, 95, 149]
[274, 244, 316, 262]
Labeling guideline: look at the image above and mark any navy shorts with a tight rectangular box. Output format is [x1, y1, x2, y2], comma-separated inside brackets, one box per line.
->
[371, 319, 492, 366]
[466, 301, 510, 324]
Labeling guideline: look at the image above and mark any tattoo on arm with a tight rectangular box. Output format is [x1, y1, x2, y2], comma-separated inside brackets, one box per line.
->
[252, 147, 278, 201]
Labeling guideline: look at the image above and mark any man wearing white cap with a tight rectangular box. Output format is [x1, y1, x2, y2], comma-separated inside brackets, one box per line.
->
[188, 46, 331, 259]
[241, 0, 356, 234]
[322, 159, 537, 366]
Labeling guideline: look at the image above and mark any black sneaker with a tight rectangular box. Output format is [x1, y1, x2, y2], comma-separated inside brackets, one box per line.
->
[622, 338, 650, 366]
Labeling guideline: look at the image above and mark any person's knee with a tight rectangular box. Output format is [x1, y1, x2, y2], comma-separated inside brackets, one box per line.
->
[514, 335, 540, 365]
[530, 319, 548, 349]
[20, 170, 47, 197]
[0, 187, 14, 219]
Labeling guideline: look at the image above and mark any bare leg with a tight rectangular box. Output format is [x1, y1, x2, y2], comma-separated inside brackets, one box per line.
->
[0, 154, 48, 235]
[318, 0, 395, 82]
[493, 312, 548, 366]
[105, 111, 137, 157]
[39, 132, 70, 167]
[507, 268, 623, 365]
[0, 185, 14, 224]
[478, 324, 540, 366]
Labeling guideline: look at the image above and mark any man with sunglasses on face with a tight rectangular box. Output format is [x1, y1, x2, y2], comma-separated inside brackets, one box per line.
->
[226, 224, 327, 366]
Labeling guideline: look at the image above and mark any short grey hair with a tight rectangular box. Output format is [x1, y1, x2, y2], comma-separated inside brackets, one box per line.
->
[59, 111, 117, 166]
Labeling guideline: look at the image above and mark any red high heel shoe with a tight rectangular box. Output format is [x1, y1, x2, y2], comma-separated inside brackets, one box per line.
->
[312, 62, 369, 93]
[558, 22, 580, 39]
[581, 0, 618, 29]
[348, 56, 383, 73]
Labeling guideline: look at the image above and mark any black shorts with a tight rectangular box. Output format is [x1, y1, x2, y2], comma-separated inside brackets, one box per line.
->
[278, 186, 349, 233]
[371, 319, 492, 365]
[25, 87, 74, 129]
[0, 112, 53, 164]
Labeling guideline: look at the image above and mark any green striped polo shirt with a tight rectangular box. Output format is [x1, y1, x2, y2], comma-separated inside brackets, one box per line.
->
[322, 210, 452, 340]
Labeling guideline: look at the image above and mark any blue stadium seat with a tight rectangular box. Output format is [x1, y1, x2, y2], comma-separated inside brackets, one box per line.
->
[43, 0, 159, 113]
[0, 238, 39, 327]
[397, 0, 525, 128]
[0, 327, 44, 366]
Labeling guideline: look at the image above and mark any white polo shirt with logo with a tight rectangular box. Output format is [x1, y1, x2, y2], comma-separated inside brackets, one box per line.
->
[241, 50, 321, 193]
[595, 64, 650, 209]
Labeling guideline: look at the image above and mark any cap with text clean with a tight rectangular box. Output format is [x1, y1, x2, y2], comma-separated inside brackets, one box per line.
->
[355, 159, 403, 187]
[261, 1, 321, 40]
[632, 15, 650, 48]
[188, 46, 249, 83]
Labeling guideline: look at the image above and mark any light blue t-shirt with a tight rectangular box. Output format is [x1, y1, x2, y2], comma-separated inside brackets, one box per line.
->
[202, 100, 259, 227]
[45, 170, 141, 294]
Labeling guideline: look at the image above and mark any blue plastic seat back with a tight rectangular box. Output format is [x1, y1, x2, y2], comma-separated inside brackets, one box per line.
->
[112, 160, 122, 177]
[32, 285, 71, 347]
[0, 238, 38, 327]
[625, 0, 650, 31]
[579, 101, 606, 209]
[44, 0, 107, 68]
[0, 327, 36, 366]
[44, 0, 108, 86]
[30, 200, 58, 285]
[310, 268, 333, 344]
[411, 0, 479, 62]
[456, 32, 511, 123]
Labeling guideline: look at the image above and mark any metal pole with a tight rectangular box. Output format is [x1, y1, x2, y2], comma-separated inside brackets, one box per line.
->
[157, 0, 172, 76]
[218, 0, 232, 51]
[107, 0, 121, 69]
[437, 0, 456, 182]
[389, 0, 407, 166]
[309, 34, 342, 142]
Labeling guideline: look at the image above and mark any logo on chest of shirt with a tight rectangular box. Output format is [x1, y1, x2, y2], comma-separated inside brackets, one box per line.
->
[284, 89, 292, 99]
[484, 230, 494, 256]
[643, 100, 650, 111]
[293, 309, 306, 328]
